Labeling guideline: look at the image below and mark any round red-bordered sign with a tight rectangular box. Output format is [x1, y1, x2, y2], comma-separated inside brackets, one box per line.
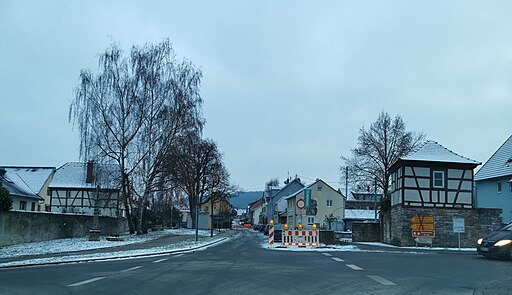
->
[296, 199, 306, 209]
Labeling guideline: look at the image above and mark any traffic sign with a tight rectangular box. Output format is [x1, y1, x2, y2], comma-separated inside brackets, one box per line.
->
[412, 230, 435, 237]
[410, 216, 434, 224]
[452, 217, 465, 233]
[296, 199, 306, 209]
[410, 223, 435, 230]
[304, 189, 311, 208]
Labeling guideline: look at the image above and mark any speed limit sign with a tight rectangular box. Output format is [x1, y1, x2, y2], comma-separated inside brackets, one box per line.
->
[296, 199, 306, 209]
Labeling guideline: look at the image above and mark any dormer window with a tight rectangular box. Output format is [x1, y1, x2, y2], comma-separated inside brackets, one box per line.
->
[433, 171, 445, 188]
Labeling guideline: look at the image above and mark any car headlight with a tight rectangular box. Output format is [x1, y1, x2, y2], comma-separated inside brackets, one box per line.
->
[494, 239, 512, 247]
[477, 238, 483, 245]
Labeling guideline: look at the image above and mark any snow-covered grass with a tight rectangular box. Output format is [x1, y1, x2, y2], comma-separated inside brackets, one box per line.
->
[0, 236, 229, 268]
[0, 228, 226, 259]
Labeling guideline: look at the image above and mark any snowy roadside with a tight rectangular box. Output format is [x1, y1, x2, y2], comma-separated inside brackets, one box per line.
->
[0, 228, 225, 259]
[0, 236, 229, 268]
[260, 240, 475, 253]
[356, 242, 477, 252]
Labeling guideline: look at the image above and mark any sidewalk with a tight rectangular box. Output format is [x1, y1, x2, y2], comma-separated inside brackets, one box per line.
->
[352, 242, 478, 255]
[0, 229, 238, 268]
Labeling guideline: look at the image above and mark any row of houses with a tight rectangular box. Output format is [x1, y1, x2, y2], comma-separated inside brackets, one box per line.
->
[1, 160, 236, 230]
[246, 176, 380, 232]
[1, 161, 122, 218]
[245, 136, 512, 246]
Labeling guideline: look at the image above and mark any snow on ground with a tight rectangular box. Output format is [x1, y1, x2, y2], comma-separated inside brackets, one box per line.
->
[357, 242, 477, 252]
[0, 228, 225, 259]
[0, 236, 229, 268]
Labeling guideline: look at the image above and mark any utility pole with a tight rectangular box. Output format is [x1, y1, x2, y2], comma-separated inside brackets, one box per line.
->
[374, 177, 378, 222]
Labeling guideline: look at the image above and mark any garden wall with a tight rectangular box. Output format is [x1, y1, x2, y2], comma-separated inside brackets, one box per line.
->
[0, 211, 127, 247]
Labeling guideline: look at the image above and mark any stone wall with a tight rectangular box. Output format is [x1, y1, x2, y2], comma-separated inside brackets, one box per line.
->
[381, 206, 502, 247]
[0, 211, 127, 247]
[352, 222, 380, 242]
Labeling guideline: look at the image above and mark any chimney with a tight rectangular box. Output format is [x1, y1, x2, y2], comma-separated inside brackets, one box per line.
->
[86, 160, 94, 184]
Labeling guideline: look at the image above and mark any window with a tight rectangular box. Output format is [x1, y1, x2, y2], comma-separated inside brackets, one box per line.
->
[31, 202, 36, 211]
[19, 201, 27, 211]
[433, 171, 445, 188]
[307, 216, 314, 224]
[327, 200, 333, 207]
[497, 182, 502, 193]
[317, 186, 323, 192]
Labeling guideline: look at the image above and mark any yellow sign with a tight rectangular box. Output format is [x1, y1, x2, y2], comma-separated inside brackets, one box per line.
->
[410, 223, 435, 230]
[410, 216, 434, 224]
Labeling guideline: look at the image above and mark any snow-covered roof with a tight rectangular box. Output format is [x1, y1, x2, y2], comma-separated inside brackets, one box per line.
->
[49, 162, 121, 190]
[0, 167, 54, 194]
[344, 209, 378, 220]
[400, 140, 480, 165]
[284, 178, 344, 200]
[0, 170, 43, 200]
[475, 135, 512, 181]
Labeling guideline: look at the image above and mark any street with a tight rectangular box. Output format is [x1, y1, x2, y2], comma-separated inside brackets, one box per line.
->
[1, 230, 511, 295]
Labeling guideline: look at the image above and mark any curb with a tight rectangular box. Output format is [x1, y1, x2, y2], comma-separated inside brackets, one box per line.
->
[0, 236, 230, 269]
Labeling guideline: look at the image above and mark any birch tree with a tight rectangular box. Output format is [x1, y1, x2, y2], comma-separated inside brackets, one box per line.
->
[70, 39, 203, 233]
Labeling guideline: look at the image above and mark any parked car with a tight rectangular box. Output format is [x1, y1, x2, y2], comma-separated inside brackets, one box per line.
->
[263, 224, 270, 235]
[477, 223, 512, 259]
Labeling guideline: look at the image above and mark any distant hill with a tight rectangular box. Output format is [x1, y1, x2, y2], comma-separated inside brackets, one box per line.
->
[229, 191, 263, 209]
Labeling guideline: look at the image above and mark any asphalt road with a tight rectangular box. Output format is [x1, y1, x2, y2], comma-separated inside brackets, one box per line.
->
[1, 230, 511, 295]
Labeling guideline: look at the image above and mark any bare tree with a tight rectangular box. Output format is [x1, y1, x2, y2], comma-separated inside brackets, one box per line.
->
[70, 39, 203, 233]
[342, 111, 425, 196]
[164, 132, 231, 229]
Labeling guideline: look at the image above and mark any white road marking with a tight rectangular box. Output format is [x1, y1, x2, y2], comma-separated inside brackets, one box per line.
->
[367, 275, 397, 286]
[121, 266, 143, 272]
[152, 258, 168, 263]
[346, 264, 363, 270]
[174, 254, 184, 258]
[67, 277, 106, 287]
[321, 253, 333, 257]
[332, 257, 344, 262]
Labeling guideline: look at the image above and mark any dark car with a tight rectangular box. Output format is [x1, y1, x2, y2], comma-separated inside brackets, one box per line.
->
[477, 223, 512, 259]
[263, 224, 270, 235]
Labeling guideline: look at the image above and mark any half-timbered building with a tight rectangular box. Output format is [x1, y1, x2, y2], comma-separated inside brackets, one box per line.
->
[48, 161, 121, 217]
[390, 140, 480, 209]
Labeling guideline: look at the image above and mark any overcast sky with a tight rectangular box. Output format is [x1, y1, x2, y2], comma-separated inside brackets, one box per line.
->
[1, 1, 511, 191]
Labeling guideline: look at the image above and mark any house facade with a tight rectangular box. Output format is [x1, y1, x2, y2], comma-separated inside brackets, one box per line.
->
[0, 166, 55, 211]
[48, 161, 121, 217]
[384, 140, 502, 247]
[248, 197, 265, 225]
[389, 140, 480, 209]
[200, 197, 232, 229]
[270, 178, 305, 224]
[0, 168, 45, 212]
[286, 179, 344, 230]
[475, 135, 512, 223]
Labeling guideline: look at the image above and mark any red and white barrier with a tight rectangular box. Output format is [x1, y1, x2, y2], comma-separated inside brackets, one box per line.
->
[268, 225, 274, 244]
[282, 230, 319, 246]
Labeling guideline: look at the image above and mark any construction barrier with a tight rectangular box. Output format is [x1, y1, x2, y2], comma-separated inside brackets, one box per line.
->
[268, 225, 274, 244]
[282, 230, 319, 246]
